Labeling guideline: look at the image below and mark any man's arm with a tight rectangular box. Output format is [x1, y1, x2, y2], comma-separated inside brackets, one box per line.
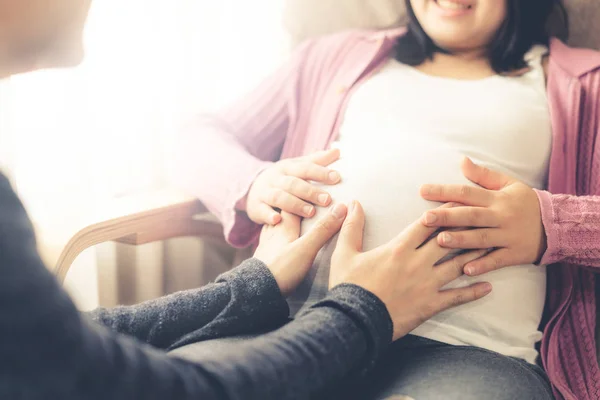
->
[169, 285, 392, 400]
[87, 259, 290, 350]
[76, 284, 391, 400]
[0, 173, 392, 400]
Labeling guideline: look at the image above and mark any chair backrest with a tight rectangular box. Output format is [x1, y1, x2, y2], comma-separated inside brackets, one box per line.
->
[284, 0, 600, 50]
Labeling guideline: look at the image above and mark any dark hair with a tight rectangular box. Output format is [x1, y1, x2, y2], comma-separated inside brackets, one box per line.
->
[396, 0, 569, 73]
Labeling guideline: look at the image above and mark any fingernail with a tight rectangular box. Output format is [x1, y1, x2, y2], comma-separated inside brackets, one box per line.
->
[465, 265, 476, 276]
[318, 193, 330, 205]
[271, 214, 281, 225]
[304, 205, 314, 216]
[441, 233, 453, 244]
[424, 212, 437, 225]
[482, 283, 493, 294]
[348, 200, 356, 214]
[329, 171, 341, 183]
[331, 203, 346, 219]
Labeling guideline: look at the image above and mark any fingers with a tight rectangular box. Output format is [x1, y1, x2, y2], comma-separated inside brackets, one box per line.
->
[393, 203, 455, 249]
[254, 202, 282, 225]
[305, 148, 341, 167]
[296, 203, 348, 254]
[422, 206, 500, 228]
[263, 189, 316, 218]
[436, 282, 493, 312]
[284, 161, 341, 185]
[416, 235, 453, 265]
[437, 228, 507, 249]
[337, 201, 366, 253]
[420, 184, 494, 207]
[435, 250, 488, 285]
[277, 211, 302, 242]
[462, 157, 512, 190]
[464, 248, 515, 276]
[277, 175, 332, 207]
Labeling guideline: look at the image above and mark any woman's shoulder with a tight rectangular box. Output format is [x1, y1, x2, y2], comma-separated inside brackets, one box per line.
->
[296, 28, 397, 53]
[291, 28, 399, 79]
[548, 38, 600, 79]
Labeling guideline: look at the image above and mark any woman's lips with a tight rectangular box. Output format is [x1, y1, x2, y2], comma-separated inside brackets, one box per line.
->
[433, 0, 475, 17]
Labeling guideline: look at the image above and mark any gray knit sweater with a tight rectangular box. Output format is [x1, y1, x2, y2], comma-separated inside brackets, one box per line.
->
[0, 172, 393, 400]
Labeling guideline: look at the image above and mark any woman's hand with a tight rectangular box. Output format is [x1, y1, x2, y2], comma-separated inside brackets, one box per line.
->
[254, 204, 348, 296]
[420, 157, 547, 276]
[245, 149, 342, 225]
[330, 201, 492, 341]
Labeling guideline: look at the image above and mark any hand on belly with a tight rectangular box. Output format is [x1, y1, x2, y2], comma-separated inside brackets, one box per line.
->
[296, 146, 546, 357]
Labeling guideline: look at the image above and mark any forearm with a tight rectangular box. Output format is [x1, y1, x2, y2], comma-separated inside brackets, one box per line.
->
[0, 176, 210, 399]
[171, 41, 319, 248]
[536, 190, 600, 266]
[0, 173, 394, 400]
[87, 259, 289, 350]
[173, 284, 393, 400]
[15, 285, 390, 400]
[172, 122, 271, 247]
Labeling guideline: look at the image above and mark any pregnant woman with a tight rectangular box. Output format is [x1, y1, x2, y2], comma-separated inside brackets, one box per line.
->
[176, 1, 600, 399]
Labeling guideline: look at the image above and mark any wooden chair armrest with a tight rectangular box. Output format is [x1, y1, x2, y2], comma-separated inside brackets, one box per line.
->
[53, 189, 223, 284]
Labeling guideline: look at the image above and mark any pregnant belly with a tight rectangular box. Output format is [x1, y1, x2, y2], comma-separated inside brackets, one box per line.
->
[293, 144, 546, 362]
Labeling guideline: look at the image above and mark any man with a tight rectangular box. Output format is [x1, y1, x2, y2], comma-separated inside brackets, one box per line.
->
[0, 1, 490, 399]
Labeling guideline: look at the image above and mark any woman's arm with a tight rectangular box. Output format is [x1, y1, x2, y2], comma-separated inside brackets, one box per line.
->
[172, 40, 317, 248]
[86, 259, 289, 350]
[535, 68, 600, 268]
[536, 190, 600, 266]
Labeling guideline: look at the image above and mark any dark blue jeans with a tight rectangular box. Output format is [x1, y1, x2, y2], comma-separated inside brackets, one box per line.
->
[334, 335, 553, 400]
[172, 334, 553, 400]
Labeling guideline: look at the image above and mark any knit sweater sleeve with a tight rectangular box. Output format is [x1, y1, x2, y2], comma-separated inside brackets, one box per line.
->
[86, 258, 290, 350]
[536, 190, 600, 266]
[0, 171, 396, 400]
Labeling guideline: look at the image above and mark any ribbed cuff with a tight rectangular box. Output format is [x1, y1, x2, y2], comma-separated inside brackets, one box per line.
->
[534, 189, 562, 265]
[310, 284, 393, 372]
[217, 258, 290, 326]
[224, 160, 274, 249]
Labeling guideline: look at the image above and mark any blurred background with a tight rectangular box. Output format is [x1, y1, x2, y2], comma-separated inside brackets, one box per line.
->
[0, 0, 288, 310]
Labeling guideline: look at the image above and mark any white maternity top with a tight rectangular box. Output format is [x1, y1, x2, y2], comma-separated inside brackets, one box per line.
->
[291, 46, 552, 364]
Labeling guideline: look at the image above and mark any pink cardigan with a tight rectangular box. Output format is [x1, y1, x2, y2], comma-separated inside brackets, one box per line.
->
[176, 29, 600, 400]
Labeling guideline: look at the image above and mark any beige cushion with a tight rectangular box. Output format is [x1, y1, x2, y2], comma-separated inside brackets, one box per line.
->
[566, 1, 600, 50]
[284, 0, 599, 50]
[283, 0, 406, 46]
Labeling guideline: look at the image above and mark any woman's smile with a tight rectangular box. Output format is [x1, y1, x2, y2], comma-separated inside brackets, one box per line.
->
[433, 0, 475, 17]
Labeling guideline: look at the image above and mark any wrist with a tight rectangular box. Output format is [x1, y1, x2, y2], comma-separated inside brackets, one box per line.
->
[533, 189, 558, 265]
[533, 189, 548, 264]
[310, 284, 393, 367]
[235, 194, 249, 212]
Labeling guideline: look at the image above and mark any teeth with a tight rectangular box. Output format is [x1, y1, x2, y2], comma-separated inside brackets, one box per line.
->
[437, 0, 470, 10]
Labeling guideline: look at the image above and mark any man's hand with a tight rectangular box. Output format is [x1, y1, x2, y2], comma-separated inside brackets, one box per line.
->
[254, 204, 347, 296]
[420, 158, 547, 276]
[330, 201, 491, 341]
